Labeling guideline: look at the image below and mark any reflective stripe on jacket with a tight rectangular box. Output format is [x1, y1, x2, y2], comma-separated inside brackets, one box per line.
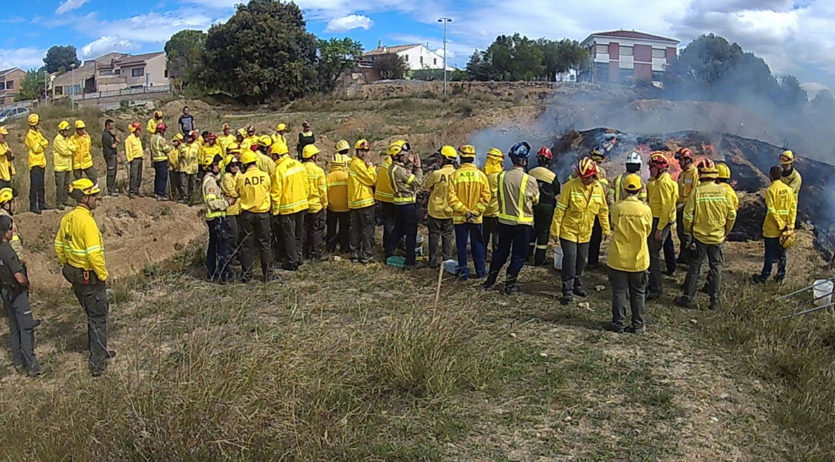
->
[53, 134, 74, 172]
[271, 156, 309, 215]
[26, 129, 48, 169]
[550, 176, 609, 243]
[327, 166, 349, 212]
[425, 164, 456, 219]
[125, 133, 144, 162]
[236, 165, 272, 213]
[374, 157, 394, 203]
[682, 181, 736, 245]
[54, 206, 108, 281]
[607, 196, 653, 272]
[70, 133, 93, 170]
[221, 171, 241, 216]
[497, 166, 539, 226]
[203, 173, 227, 220]
[389, 161, 423, 205]
[763, 180, 796, 238]
[448, 163, 491, 224]
[348, 157, 377, 209]
[150, 133, 171, 162]
[647, 171, 678, 229]
[304, 161, 328, 213]
[677, 164, 699, 206]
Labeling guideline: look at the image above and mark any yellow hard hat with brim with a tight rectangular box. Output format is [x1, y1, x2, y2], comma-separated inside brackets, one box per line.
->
[780, 150, 794, 165]
[75, 120, 86, 129]
[257, 135, 273, 147]
[70, 178, 100, 196]
[335, 139, 350, 152]
[58, 120, 70, 131]
[302, 144, 320, 159]
[240, 151, 258, 165]
[0, 127, 7, 136]
[0, 188, 13, 203]
[276, 123, 287, 131]
[270, 143, 289, 156]
[439, 145, 457, 160]
[716, 163, 731, 180]
[355, 139, 370, 150]
[332, 153, 350, 166]
[487, 147, 504, 159]
[27, 114, 39, 126]
[623, 174, 642, 192]
[458, 144, 476, 158]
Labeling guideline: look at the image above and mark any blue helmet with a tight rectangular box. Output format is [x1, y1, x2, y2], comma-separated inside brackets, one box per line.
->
[508, 142, 531, 159]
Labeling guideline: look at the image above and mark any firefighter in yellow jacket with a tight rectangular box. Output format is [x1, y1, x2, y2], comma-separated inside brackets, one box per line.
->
[753, 166, 797, 284]
[424, 145, 457, 268]
[54, 179, 113, 376]
[388, 141, 423, 268]
[779, 150, 802, 202]
[150, 123, 173, 200]
[0, 126, 15, 189]
[302, 144, 327, 260]
[448, 145, 491, 280]
[70, 120, 96, 182]
[674, 147, 699, 263]
[482, 147, 504, 255]
[221, 150, 242, 254]
[551, 157, 610, 305]
[53, 121, 74, 209]
[326, 153, 351, 253]
[484, 142, 540, 294]
[348, 140, 377, 263]
[25, 114, 49, 213]
[235, 150, 272, 282]
[646, 153, 679, 300]
[125, 122, 144, 198]
[608, 174, 653, 333]
[376, 141, 398, 259]
[178, 131, 201, 203]
[674, 159, 736, 310]
[587, 146, 610, 268]
[203, 154, 234, 283]
[146, 111, 163, 136]
[271, 142, 309, 271]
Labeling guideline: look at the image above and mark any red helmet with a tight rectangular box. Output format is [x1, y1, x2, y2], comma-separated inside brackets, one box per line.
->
[129, 122, 142, 133]
[537, 147, 553, 159]
[206, 133, 217, 141]
[649, 152, 669, 168]
[156, 122, 167, 132]
[675, 147, 693, 160]
[578, 157, 598, 178]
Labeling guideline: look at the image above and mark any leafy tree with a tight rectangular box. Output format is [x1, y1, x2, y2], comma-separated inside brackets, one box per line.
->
[17, 68, 46, 101]
[812, 89, 835, 114]
[776, 75, 808, 109]
[466, 51, 490, 81]
[317, 37, 363, 92]
[373, 54, 408, 80]
[202, 0, 319, 103]
[165, 30, 207, 90]
[466, 35, 587, 81]
[43, 45, 81, 74]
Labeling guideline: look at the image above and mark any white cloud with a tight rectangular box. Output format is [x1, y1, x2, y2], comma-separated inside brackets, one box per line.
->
[0, 48, 44, 71]
[81, 36, 138, 59]
[325, 14, 373, 33]
[55, 0, 89, 15]
[801, 82, 830, 98]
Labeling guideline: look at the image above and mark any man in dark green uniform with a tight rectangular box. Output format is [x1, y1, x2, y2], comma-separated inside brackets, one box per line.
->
[0, 215, 40, 376]
[528, 147, 560, 266]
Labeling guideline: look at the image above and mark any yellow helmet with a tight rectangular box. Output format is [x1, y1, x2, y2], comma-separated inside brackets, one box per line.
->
[698, 158, 718, 179]
[780, 229, 796, 249]
[257, 135, 273, 147]
[276, 123, 286, 131]
[780, 150, 794, 165]
[623, 174, 642, 192]
[240, 151, 258, 165]
[302, 144, 320, 159]
[270, 142, 289, 156]
[75, 120, 86, 129]
[716, 163, 731, 180]
[237, 128, 247, 137]
[172, 133, 184, 142]
[57, 120, 70, 131]
[70, 178, 100, 196]
[27, 114, 39, 126]
[458, 144, 476, 158]
[439, 145, 458, 160]
[0, 188, 13, 204]
[355, 139, 370, 150]
[487, 147, 504, 160]
[0, 127, 7, 136]
[332, 154, 350, 166]
[387, 140, 407, 156]
[335, 139, 350, 152]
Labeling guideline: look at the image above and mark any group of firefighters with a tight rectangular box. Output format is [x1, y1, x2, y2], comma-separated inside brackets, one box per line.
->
[0, 107, 803, 377]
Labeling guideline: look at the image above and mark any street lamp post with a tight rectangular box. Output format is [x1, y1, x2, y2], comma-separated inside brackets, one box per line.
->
[437, 17, 452, 97]
[70, 63, 76, 111]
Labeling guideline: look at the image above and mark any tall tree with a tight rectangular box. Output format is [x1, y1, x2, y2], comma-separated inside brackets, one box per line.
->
[17, 68, 46, 101]
[317, 37, 363, 92]
[165, 30, 207, 89]
[202, 0, 319, 103]
[811, 89, 835, 114]
[373, 54, 408, 80]
[43, 45, 81, 74]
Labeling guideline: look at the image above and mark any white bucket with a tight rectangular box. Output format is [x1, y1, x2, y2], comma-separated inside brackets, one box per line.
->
[813, 280, 833, 307]
[553, 244, 564, 271]
[443, 259, 459, 275]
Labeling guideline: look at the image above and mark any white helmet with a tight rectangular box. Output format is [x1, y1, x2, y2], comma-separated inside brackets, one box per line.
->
[625, 151, 642, 166]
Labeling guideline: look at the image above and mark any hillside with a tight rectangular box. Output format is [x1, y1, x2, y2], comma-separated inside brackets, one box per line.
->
[0, 87, 833, 460]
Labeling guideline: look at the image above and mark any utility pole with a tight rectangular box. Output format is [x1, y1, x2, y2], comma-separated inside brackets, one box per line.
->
[70, 63, 76, 111]
[437, 17, 452, 97]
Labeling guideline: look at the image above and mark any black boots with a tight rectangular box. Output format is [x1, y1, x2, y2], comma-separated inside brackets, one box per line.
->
[482, 271, 499, 290]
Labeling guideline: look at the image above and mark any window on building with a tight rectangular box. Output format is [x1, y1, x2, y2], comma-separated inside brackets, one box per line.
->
[131, 68, 144, 77]
[5, 81, 13, 90]
[164, 69, 169, 78]
[434, 58, 437, 65]
[619, 46, 633, 56]
[99, 69, 113, 76]
[596, 44, 608, 55]
[618, 68, 633, 82]
[404, 54, 409, 62]
[595, 62, 609, 82]
[652, 71, 665, 82]
[420, 56, 424, 65]
[115, 69, 121, 75]
[652, 49, 666, 59]
[0, 83, 5, 90]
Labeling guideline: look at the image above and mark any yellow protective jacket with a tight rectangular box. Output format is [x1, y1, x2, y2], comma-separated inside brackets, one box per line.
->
[0, 142, 13, 182]
[257, 152, 276, 177]
[780, 168, 802, 202]
[720, 182, 739, 210]
[348, 157, 377, 209]
[218, 134, 236, 154]
[202, 173, 227, 220]
[374, 156, 394, 203]
[677, 164, 699, 207]
[389, 161, 423, 205]
[70, 133, 93, 170]
[25, 129, 48, 169]
[236, 165, 272, 213]
[682, 181, 737, 245]
[304, 161, 327, 213]
[497, 166, 539, 226]
[271, 134, 288, 155]
[647, 171, 678, 229]
[483, 157, 503, 176]
[610, 173, 648, 203]
[763, 180, 797, 239]
[221, 171, 241, 216]
[169, 144, 182, 171]
[424, 164, 456, 219]
[551, 177, 609, 243]
[146, 117, 161, 135]
[150, 133, 172, 162]
[327, 165, 349, 212]
[448, 163, 491, 224]
[241, 136, 258, 152]
[179, 142, 200, 174]
[607, 196, 653, 272]
[271, 156, 309, 215]
[53, 134, 74, 172]
[54, 206, 108, 281]
[484, 172, 500, 218]
[200, 143, 223, 167]
[125, 133, 144, 162]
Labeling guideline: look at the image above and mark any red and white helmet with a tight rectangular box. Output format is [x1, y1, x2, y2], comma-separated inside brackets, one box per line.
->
[537, 146, 553, 160]
[578, 157, 598, 178]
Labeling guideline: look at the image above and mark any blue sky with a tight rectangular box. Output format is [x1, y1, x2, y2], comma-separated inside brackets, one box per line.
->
[2, 0, 834, 95]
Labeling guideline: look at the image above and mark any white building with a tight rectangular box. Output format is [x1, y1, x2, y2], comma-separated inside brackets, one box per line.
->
[579, 30, 679, 84]
[362, 43, 449, 71]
